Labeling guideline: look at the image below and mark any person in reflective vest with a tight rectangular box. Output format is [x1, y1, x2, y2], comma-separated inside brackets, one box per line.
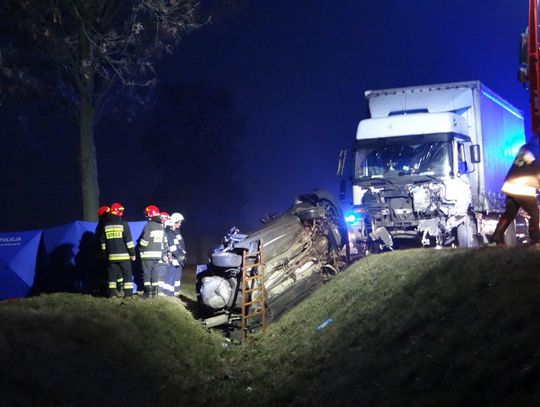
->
[138, 205, 165, 297]
[100, 203, 136, 297]
[491, 143, 540, 247]
[162, 212, 186, 297]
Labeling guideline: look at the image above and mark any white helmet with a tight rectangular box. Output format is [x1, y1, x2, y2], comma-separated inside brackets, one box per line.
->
[171, 212, 184, 223]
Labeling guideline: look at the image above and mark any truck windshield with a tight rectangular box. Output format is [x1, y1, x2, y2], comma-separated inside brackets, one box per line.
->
[355, 140, 452, 178]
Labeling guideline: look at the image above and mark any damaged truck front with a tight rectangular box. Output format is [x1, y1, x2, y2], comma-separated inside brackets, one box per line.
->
[197, 190, 348, 336]
[340, 81, 527, 255]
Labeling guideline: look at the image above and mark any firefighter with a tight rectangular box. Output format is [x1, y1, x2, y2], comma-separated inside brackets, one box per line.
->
[162, 212, 186, 297]
[160, 211, 171, 226]
[138, 205, 165, 297]
[491, 143, 540, 247]
[100, 203, 136, 297]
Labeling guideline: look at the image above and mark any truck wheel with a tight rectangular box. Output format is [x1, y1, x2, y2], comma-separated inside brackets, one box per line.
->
[457, 215, 479, 248]
[503, 221, 518, 247]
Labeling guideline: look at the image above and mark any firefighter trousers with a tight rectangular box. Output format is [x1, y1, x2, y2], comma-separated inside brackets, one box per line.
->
[142, 259, 165, 296]
[108, 261, 133, 297]
[162, 265, 182, 297]
[496, 194, 540, 244]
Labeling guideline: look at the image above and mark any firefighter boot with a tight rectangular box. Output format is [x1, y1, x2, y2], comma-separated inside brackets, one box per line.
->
[123, 283, 133, 298]
[117, 278, 124, 297]
[108, 281, 118, 298]
[490, 218, 510, 247]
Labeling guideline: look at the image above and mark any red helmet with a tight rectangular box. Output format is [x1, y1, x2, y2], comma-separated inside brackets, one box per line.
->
[160, 211, 170, 222]
[110, 203, 125, 217]
[97, 206, 110, 217]
[144, 205, 160, 218]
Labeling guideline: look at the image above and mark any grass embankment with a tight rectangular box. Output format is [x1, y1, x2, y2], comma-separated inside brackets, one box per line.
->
[2, 248, 540, 406]
[0, 295, 227, 406]
[234, 248, 540, 406]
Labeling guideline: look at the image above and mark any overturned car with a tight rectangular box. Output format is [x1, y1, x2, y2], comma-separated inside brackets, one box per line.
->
[197, 190, 349, 336]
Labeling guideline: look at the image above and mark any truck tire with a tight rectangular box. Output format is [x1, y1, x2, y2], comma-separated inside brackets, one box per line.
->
[457, 215, 479, 248]
[504, 221, 518, 247]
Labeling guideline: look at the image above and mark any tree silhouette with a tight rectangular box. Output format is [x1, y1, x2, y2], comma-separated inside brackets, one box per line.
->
[0, 0, 201, 220]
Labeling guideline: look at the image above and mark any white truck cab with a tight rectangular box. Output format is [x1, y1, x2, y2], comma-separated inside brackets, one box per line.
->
[342, 81, 526, 254]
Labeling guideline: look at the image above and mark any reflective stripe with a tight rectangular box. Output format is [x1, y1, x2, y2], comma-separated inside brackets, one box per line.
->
[151, 282, 160, 286]
[108, 282, 117, 288]
[140, 251, 162, 259]
[174, 281, 181, 287]
[162, 283, 174, 291]
[140, 239, 149, 247]
[109, 254, 130, 261]
[144, 282, 151, 286]
[101, 243, 106, 250]
[124, 282, 134, 289]
[117, 278, 123, 283]
[105, 225, 124, 230]
[126, 241, 135, 248]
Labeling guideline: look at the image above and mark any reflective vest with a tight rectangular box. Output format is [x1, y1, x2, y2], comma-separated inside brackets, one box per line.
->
[502, 148, 540, 197]
[164, 226, 186, 267]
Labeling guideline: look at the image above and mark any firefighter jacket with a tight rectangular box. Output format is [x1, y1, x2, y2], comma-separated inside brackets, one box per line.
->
[100, 217, 136, 262]
[163, 225, 186, 267]
[138, 218, 165, 260]
[501, 145, 540, 197]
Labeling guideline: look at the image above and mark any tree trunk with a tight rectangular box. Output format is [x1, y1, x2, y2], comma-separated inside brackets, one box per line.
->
[79, 98, 99, 221]
[79, 24, 99, 221]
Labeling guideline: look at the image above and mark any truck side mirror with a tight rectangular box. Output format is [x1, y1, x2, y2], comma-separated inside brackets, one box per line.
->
[339, 179, 346, 202]
[470, 144, 481, 163]
[337, 149, 347, 176]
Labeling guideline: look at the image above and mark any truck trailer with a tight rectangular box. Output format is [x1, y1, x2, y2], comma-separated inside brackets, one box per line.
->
[341, 81, 527, 254]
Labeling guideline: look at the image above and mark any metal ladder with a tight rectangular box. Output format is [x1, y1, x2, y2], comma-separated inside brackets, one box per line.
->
[240, 240, 267, 341]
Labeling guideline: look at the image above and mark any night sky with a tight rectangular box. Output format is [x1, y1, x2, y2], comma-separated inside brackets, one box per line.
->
[0, 0, 530, 256]
[165, 0, 529, 218]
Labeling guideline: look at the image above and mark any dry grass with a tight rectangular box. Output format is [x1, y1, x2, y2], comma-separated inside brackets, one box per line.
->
[3, 247, 540, 406]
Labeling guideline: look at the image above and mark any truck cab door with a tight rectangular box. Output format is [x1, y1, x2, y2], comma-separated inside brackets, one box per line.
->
[456, 140, 478, 175]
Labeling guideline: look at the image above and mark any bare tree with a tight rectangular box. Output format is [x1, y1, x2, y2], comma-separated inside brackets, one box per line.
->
[0, 0, 201, 220]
